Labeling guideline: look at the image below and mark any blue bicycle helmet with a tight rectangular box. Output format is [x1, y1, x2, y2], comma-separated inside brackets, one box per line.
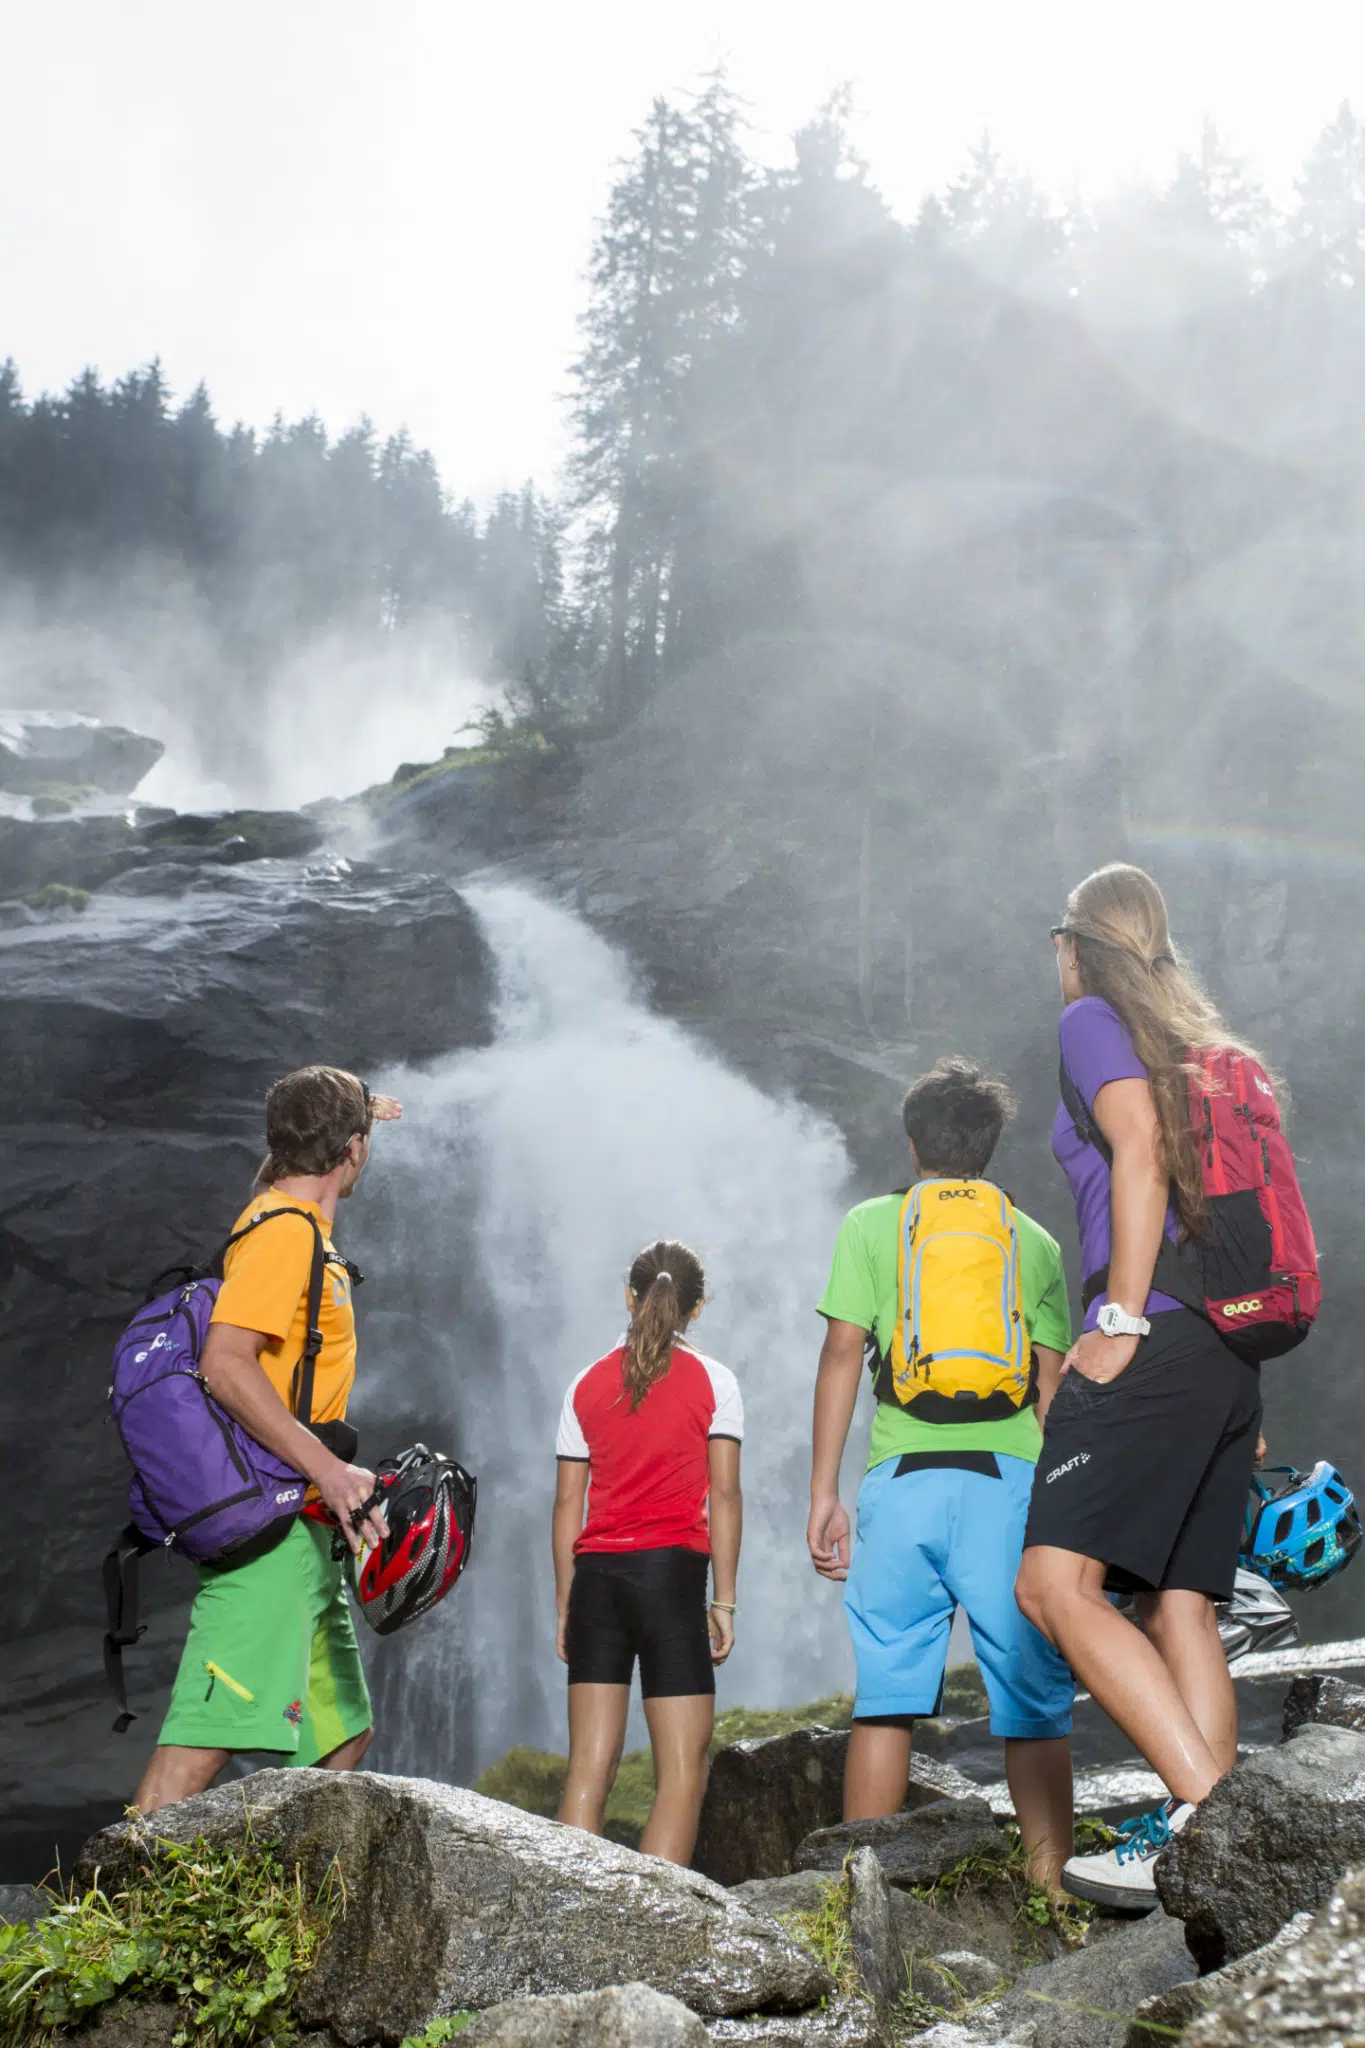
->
[1241, 1463, 1362, 1591]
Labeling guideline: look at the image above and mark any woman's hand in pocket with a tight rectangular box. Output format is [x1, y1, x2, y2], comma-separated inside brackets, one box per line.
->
[1063, 1329, 1139, 1386]
[555, 1607, 570, 1665]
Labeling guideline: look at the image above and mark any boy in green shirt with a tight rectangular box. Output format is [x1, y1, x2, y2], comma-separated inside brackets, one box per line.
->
[808, 1058, 1075, 1892]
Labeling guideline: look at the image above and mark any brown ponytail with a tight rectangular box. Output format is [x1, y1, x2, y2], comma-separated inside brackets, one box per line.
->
[623, 1240, 706, 1409]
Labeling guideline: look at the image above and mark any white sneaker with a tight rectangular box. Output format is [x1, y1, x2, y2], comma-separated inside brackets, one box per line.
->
[1061, 1798, 1194, 1911]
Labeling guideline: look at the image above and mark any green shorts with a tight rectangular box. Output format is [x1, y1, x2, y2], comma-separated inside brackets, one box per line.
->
[160, 1519, 371, 1764]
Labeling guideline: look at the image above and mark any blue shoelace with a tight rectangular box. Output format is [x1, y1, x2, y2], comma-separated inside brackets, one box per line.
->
[1113, 1805, 1174, 1865]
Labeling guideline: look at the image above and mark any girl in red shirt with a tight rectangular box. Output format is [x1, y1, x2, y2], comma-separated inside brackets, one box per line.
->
[552, 1238, 744, 1864]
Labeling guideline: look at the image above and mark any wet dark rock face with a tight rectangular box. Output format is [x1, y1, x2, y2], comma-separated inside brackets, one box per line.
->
[1179, 1867, 1365, 2045]
[692, 1728, 980, 1887]
[692, 1727, 848, 1886]
[1281, 1670, 1365, 1739]
[0, 805, 324, 897]
[1156, 1724, 1365, 1969]
[0, 815, 496, 1656]
[793, 1797, 1009, 1888]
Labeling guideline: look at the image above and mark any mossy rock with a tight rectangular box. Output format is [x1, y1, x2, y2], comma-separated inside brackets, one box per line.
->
[23, 881, 90, 914]
[473, 1747, 568, 1821]
[29, 782, 98, 817]
[712, 1693, 854, 1746]
[141, 809, 323, 861]
[470, 1745, 652, 1847]
[941, 1666, 990, 1720]
[378, 748, 501, 803]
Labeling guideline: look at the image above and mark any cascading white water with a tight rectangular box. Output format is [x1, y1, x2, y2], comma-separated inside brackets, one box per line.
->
[354, 882, 868, 1782]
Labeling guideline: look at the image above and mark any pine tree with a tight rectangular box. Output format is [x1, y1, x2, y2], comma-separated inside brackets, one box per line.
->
[1293, 101, 1365, 287]
[570, 77, 757, 717]
[1165, 119, 1273, 262]
[0, 359, 24, 558]
[171, 383, 232, 574]
[480, 485, 553, 684]
[941, 132, 1069, 290]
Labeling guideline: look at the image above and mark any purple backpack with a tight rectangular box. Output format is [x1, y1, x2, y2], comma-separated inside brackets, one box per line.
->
[103, 1207, 328, 1729]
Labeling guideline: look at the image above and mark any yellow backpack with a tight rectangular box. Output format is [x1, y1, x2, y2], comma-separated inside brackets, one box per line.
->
[887, 1180, 1032, 1422]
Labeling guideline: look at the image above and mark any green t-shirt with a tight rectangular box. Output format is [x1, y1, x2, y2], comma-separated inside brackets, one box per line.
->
[817, 1188, 1072, 1470]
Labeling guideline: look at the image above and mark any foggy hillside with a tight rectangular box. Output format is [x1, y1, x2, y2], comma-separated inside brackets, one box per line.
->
[6, 87, 1365, 818]
[0, 366, 566, 805]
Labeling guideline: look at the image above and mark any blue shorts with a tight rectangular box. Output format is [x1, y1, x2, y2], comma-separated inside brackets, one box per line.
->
[845, 1454, 1074, 1739]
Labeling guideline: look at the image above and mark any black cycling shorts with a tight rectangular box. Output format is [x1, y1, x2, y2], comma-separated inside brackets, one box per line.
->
[565, 1546, 715, 1697]
[1024, 1308, 1262, 1600]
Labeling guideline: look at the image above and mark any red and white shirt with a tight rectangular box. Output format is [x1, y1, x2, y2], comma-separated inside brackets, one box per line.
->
[555, 1340, 744, 1556]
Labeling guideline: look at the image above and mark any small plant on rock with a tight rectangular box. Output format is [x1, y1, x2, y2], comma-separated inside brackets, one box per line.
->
[22, 882, 90, 915]
[780, 1871, 858, 1998]
[910, 1818, 1112, 1951]
[398, 2017, 474, 2047]
[896, 1957, 947, 2031]
[0, 1833, 341, 2048]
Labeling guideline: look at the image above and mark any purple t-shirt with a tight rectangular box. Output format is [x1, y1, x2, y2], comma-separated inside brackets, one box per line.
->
[1053, 995, 1182, 1331]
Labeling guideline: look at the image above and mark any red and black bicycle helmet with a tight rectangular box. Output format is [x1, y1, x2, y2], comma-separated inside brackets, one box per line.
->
[350, 1444, 477, 1635]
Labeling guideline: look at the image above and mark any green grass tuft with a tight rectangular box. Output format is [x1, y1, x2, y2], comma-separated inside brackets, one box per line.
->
[711, 1694, 853, 1745]
[910, 1817, 1112, 1950]
[939, 1666, 990, 1720]
[471, 1747, 567, 1820]
[22, 882, 90, 913]
[398, 2018, 474, 2047]
[28, 782, 98, 816]
[0, 1833, 341, 2048]
[780, 1871, 858, 1997]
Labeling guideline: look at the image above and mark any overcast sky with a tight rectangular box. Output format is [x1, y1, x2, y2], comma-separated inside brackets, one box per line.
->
[3, 0, 1363, 503]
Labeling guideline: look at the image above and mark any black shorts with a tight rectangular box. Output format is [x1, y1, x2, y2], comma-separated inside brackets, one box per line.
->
[1023, 1308, 1262, 1599]
[565, 1546, 715, 1697]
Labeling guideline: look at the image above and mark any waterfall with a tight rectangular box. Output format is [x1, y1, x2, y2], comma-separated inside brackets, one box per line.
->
[352, 882, 864, 1782]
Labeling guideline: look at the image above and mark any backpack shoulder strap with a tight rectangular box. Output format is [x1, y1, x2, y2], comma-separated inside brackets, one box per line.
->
[1059, 1055, 1113, 1167]
[102, 1524, 158, 1734]
[214, 1206, 328, 1425]
[293, 1217, 327, 1426]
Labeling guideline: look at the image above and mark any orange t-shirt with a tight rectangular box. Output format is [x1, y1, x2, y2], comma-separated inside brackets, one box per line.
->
[210, 1192, 356, 1423]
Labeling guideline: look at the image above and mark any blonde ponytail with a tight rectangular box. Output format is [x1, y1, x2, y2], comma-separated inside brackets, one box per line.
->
[1063, 864, 1278, 1238]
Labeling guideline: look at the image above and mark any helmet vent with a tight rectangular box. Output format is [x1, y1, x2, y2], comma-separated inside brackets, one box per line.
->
[1306, 1497, 1323, 1526]
[1274, 1510, 1295, 1546]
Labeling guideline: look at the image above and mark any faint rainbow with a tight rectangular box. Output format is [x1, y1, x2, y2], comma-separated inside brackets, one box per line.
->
[1128, 818, 1365, 882]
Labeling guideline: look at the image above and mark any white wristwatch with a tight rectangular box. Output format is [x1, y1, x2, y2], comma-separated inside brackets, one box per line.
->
[1096, 1302, 1151, 1339]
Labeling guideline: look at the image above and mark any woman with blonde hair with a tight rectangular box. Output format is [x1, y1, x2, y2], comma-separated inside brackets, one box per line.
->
[552, 1239, 743, 1864]
[1016, 864, 1267, 1910]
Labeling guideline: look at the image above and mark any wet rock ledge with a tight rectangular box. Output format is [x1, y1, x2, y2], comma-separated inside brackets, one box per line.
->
[0, 775, 497, 1657]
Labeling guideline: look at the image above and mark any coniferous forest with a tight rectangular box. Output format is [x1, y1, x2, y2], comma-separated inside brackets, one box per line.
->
[2, 79, 1365, 784]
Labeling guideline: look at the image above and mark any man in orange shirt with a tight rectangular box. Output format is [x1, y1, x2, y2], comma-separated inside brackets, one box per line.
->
[133, 1066, 400, 1816]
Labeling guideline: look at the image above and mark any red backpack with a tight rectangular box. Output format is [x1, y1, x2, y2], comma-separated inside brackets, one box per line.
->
[1060, 1045, 1320, 1363]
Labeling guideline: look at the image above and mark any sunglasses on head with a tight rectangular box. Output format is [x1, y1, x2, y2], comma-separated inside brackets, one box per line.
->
[1050, 924, 1072, 940]
[333, 1082, 373, 1165]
